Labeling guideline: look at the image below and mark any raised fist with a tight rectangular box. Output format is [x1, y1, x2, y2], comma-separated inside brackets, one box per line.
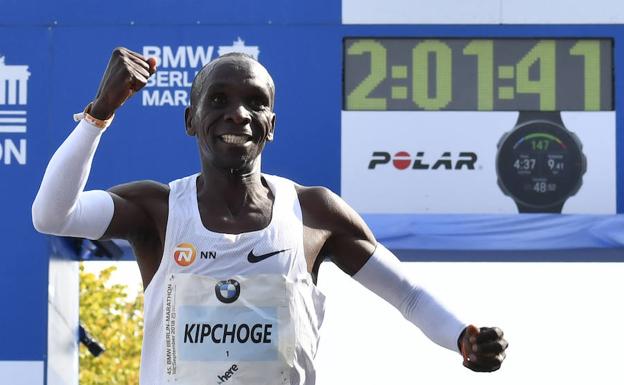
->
[460, 325, 508, 372]
[90, 47, 157, 120]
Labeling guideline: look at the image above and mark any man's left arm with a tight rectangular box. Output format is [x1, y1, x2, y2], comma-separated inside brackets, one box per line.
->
[299, 186, 507, 372]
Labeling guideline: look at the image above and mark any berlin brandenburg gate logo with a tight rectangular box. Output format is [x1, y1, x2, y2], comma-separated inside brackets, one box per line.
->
[0, 56, 30, 132]
[0, 56, 30, 165]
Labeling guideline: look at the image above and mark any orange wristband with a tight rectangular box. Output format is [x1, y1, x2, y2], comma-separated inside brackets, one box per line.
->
[73, 103, 114, 130]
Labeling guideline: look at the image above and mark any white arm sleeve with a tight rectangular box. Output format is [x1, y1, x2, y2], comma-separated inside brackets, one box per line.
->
[353, 244, 467, 353]
[32, 120, 114, 239]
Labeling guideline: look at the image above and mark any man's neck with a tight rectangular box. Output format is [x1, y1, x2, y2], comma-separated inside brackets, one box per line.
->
[197, 161, 271, 218]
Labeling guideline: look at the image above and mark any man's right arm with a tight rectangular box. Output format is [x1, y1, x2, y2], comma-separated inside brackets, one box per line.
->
[32, 118, 115, 239]
[31, 116, 168, 289]
[32, 48, 158, 242]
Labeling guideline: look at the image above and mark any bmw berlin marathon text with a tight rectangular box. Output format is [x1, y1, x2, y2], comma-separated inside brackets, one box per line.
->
[142, 39, 260, 107]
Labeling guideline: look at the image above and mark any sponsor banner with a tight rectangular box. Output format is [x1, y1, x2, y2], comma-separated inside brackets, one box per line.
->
[0, 28, 51, 362]
[141, 39, 260, 108]
[342, 0, 624, 24]
[341, 111, 615, 214]
[0, 0, 340, 25]
[51, 26, 341, 191]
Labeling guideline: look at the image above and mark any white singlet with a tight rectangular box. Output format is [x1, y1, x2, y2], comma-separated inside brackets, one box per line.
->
[140, 174, 326, 385]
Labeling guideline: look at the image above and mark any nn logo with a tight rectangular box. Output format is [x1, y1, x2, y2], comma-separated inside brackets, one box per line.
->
[201, 250, 217, 260]
[368, 151, 478, 170]
[217, 364, 238, 384]
[173, 243, 217, 266]
[173, 243, 196, 266]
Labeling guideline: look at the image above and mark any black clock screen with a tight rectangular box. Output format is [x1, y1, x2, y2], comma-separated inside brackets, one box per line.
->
[344, 38, 613, 111]
[496, 121, 585, 207]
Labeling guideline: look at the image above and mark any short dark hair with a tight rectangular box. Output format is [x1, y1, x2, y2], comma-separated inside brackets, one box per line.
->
[190, 53, 270, 107]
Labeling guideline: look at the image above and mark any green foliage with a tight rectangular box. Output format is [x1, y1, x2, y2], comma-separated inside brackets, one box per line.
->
[79, 263, 144, 385]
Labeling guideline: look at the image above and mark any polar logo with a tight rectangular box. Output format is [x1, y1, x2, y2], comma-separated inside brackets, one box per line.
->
[368, 151, 478, 170]
[173, 243, 197, 266]
[392, 151, 411, 170]
[0, 56, 29, 165]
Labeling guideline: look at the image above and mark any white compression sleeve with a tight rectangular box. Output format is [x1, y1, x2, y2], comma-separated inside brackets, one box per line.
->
[32, 120, 114, 239]
[352, 244, 467, 353]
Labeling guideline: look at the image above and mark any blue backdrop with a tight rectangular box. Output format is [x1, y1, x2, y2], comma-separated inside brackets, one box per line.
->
[0, 1, 623, 380]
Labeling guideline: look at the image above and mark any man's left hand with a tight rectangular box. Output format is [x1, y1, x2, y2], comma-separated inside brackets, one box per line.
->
[460, 325, 508, 372]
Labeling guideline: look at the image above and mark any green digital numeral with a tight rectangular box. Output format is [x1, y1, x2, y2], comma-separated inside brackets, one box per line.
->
[412, 40, 452, 110]
[463, 40, 494, 110]
[570, 40, 601, 111]
[531, 139, 550, 151]
[346, 40, 388, 110]
[516, 40, 556, 111]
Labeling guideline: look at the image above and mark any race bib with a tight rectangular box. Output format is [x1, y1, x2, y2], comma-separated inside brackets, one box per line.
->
[164, 274, 296, 385]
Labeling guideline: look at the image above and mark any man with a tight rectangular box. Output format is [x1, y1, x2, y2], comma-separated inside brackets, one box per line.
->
[32, 47, 507, 385]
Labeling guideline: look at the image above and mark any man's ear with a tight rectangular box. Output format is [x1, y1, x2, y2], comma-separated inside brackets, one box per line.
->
[185, 106, 196, 136]
[267, 113, 276, 142]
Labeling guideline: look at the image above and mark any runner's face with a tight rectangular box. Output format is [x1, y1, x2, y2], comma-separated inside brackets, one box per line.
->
[187, 57, 276, 172]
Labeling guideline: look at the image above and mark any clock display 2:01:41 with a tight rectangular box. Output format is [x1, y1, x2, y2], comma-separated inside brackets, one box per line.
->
[344, 38, 613, 112]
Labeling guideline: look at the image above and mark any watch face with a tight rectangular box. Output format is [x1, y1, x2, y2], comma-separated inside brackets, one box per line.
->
[496, 120, 586, 210]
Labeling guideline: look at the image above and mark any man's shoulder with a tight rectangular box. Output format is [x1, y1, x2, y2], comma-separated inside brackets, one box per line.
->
[294, 184, 353, 229]
[107, 179, 170, 203]
[293, 183, 373, 246]
[264, 175, 358, 230]
[264, 174, 336, 204]
[294, 184, 336, 205]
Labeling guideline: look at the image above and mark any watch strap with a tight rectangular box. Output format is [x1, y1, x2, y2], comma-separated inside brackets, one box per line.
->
[515, 201, 564, 214]
[516, 111, 564, 126]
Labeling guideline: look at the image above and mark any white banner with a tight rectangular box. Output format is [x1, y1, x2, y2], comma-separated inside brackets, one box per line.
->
[341, 111, 616, 214]
[0, 361, 43, 385]
[316, 261, 624, 385]
[342, 0, 624, 24]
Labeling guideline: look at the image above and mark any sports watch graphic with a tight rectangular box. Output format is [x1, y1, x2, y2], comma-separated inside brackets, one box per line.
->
[496, 111, 587, 213]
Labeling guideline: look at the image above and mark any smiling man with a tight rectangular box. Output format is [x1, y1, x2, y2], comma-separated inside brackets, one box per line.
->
[32, 47, 507, 385]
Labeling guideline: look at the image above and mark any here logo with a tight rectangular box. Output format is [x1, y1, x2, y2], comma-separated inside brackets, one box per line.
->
[216, 363, 238, 384]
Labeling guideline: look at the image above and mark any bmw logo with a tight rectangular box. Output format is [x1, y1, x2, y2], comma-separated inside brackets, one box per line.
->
[215, 279, 241, 304]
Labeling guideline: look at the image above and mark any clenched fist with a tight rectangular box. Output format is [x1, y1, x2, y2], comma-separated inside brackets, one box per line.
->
[460, 325, 508, 372]
[90, 47, 157, 120]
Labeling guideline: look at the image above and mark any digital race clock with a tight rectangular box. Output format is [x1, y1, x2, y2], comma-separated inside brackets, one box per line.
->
[344, 38, 613, 111]
[344, 38, 613, 213]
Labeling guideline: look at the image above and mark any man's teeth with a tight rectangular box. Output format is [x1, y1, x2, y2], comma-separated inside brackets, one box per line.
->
[221, 135, 249, 144]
